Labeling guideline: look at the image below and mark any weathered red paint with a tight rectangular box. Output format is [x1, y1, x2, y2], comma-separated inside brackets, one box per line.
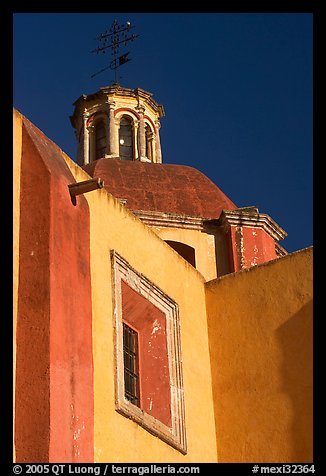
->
[229, 225, 277, 272]
[143, 115, 157, 133]
[114, 107, 141, 120]
[121, 280, 172, 427]
[15, 117, 94, 462]
[16, 121, 51, 463]
[242, 227, 277, 266]
[83, 158, 237, 219]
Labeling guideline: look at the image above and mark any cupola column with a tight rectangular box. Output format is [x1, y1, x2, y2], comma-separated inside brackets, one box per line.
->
[136, 105, 146, 161]
[146, 129, 154, 162]
[88, 125, 95, 163]
[155, 120, 162, 164]
[108, 101, 118, 157]
[83, 112, 90, 165]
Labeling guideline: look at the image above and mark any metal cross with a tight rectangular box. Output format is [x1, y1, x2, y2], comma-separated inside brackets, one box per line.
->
[91, 20, 139, 83]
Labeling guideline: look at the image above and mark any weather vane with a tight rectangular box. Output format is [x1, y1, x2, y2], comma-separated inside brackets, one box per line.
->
[91, 19, 139, 83]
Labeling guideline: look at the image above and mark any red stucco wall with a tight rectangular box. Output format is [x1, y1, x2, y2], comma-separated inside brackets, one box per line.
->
[242, 227, 276, 267]
[15, 122, 52, 462]
[15, 117, 94, 462]
[230, 225, 277, 272]
[121, 280, 171, 427]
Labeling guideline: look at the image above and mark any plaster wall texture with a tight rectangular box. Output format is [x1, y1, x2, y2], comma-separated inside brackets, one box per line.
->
[206, 247, 313, 462]
[62, 138, 218, 462]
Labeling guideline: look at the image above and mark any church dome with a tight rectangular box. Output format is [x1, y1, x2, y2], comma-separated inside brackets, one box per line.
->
[82, 158, 237, 219]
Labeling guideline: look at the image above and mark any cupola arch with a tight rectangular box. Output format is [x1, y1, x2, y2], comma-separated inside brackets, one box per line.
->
[119, 115, 135, 161]
[144, 121, 155, 162]
[87, 112, 109, 162]
[115, 110, 139, 161]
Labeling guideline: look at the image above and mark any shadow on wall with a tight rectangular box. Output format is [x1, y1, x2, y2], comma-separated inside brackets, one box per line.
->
[276, 300, 313, 462]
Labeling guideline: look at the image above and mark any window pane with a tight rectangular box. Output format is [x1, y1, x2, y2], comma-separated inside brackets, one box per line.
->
[119, 117, 133, 160]
[95, 122, 106, 159]
[123, 323, 140, 406]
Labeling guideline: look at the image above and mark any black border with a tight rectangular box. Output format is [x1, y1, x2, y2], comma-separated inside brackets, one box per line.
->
[3, 1, 321, 472]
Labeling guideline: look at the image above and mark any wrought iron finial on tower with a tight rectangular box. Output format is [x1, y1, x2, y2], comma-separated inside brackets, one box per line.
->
[91, 19, 139, 83]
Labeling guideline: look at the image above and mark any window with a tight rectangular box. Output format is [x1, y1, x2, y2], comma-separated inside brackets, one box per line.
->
[95, 121, 106, 159]
[165, 241, 196, 268]
[145, 123, 153, 161]
[119, 116, 134, 160]
[112, 251, 187, 454]
[123, 323, 140, 406]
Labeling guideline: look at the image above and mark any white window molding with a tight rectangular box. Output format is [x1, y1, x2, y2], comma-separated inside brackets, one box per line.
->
[111, 250, 187, 454]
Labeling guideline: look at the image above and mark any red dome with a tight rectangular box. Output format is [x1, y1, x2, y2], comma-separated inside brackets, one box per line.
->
[82, 159, 236, 219]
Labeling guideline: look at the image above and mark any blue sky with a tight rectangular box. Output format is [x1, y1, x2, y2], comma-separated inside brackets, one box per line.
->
[13, 12, 313, 253]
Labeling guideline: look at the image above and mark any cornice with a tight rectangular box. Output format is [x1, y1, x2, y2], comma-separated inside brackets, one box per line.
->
[132, 209, 204, 230]
[215, 209, 287, 242]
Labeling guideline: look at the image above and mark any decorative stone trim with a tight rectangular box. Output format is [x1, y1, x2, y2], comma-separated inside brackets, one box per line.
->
[275, 242, 288, 257]
[73, 85, 165, 118]
[133, 209, 205, 230]
[144, 115, 157, 133]
[111, 251, 187, 454]
[139, 157, 152, 163]
[216, 208, 287, 242]
[114, 108, 141, 120]
[235, 226, 245, 270]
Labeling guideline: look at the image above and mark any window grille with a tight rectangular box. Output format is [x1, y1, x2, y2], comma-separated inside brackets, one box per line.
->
[123, 323, 140, 406]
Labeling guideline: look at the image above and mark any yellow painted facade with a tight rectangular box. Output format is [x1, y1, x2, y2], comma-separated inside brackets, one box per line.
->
[13, 109, 23, 461]
[63, 154, 218, 462]
[152, 226, 218, 281]
[206, 247, 313, 462]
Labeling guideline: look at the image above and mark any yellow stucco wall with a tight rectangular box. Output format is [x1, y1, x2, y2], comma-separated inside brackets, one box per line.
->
[13, 110, 23, 461]
[206, 247, 313, 462]
[63, 155, 218, 462]
[151, 227, 217, 281]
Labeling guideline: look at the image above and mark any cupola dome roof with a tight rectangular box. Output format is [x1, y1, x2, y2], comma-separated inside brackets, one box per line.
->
[83, 158, 237, 219]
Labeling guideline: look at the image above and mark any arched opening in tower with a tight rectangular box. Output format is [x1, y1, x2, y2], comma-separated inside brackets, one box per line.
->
[165, 241, 196, 268]
[119, 116, 134, 160]
[95, 121, 106, 159]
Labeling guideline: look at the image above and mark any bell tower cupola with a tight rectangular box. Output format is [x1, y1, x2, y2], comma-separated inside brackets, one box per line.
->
[70, 83, 165, 166]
